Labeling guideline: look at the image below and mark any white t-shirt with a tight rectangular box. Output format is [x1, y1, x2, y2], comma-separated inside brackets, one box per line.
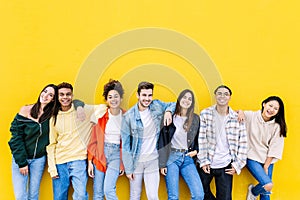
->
[210, 110, 232, 168]
[139, 108, 158, 162]
[104, 110, 122, 144]
[171, 115, 188, 150]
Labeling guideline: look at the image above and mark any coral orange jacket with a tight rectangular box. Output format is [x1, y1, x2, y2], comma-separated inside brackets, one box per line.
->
[87, 108, 125, 172]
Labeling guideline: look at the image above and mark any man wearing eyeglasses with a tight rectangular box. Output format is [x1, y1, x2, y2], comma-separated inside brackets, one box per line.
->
[197, 85, 247, 200]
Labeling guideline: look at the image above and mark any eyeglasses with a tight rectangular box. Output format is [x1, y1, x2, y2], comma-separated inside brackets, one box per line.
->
[216, 92, 230, 97]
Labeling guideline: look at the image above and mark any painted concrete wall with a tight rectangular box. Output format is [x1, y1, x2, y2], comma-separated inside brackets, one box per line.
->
[1, 1, 299, 199]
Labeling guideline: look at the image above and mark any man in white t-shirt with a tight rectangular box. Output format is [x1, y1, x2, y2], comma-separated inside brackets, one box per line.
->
[121, 81, 175, 200]
[197, 85, 247, 200]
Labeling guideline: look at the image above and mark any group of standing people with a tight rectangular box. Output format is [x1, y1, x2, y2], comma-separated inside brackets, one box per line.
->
[8, 79, 287, 200]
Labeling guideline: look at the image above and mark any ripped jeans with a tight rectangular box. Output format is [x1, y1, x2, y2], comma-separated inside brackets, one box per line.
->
[247, 159, 274, 200]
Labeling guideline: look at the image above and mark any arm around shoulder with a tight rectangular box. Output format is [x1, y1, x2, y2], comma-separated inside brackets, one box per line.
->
[90, 104, 107, 124]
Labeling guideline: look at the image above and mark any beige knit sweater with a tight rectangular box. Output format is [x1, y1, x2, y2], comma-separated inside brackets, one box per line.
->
[245, 110, 284, 164]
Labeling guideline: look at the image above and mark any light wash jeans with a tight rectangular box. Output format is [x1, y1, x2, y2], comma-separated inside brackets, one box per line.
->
[52, 159, 88, 200]
[93, 143, 121, 200]
[130, 158, 160, 200]
[12, 156, 46, 200]
[247, 159, 274, 200]
[166, 151, 204, 200]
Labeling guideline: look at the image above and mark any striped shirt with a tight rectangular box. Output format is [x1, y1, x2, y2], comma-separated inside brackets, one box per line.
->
[197, 105, 247, 174]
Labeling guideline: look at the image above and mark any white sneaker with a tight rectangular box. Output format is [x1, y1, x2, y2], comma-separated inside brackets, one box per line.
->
[246, 184, 257, 200]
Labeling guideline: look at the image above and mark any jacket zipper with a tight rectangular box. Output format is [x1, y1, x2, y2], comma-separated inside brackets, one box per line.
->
[18, 117, 45, 159]
[33, 123, 43, 159]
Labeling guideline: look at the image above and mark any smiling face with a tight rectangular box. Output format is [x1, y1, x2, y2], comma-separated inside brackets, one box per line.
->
[137, 89, 153, 111]
[179, 91, 193, 110]
[58, 88, 73, 111]
[262, 100, 280, 121]
[39, 86, 55, 105]
[106, 90, 122, 109]
[215, 87, 231, 107]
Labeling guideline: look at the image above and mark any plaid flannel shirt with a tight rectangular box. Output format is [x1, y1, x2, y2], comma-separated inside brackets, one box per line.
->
[197, 105, 247, 174]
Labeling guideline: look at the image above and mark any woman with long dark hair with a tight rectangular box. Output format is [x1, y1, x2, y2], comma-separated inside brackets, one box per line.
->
[8, 84, 58, 200]
[239, 96, 287, 200]
[158, 89, 204, 200]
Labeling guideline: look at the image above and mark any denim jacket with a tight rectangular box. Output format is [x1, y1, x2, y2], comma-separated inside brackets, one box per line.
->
[121, 100, 175, 174]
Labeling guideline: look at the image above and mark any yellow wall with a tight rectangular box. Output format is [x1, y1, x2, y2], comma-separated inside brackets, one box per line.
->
[1, 0, 299, 199]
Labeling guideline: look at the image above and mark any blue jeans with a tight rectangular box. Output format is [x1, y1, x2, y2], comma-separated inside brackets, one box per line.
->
[165, 151, 204, 200]
[12, 156, 46, 200]
[93, 143, 121, 200]
[52, 159, 88, 200]
[247, 159, 273, 200]
[197, 163, 233, 200]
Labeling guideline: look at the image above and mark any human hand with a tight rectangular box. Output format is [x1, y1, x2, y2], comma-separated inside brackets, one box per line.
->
[126, 173, 134, 181]
[160, 168, 167, 176]
[202, 164, 210, 174]
[88, 161, 94, 178]
[225, 165, 236, 175]
[237, 110, 245, 122]
[164, 111, 172, 126]
[76, 106, 86, 122]
[19, 165, 28, 176]
[186, 150, 197, 157]
[119, 170, 124, 176]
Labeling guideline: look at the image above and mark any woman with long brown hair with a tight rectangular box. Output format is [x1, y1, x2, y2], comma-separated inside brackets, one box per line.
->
[158, 89, 204, 200]
[9, 84, 58, 200]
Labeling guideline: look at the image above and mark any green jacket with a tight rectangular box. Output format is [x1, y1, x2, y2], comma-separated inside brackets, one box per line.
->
[8, 114, 50, 168]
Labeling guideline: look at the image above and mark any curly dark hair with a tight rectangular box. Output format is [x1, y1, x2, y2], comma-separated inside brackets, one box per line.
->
[103, 79, 124, 100]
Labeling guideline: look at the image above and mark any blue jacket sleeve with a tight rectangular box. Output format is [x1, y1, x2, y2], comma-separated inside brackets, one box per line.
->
[121, 114, 134, 174]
